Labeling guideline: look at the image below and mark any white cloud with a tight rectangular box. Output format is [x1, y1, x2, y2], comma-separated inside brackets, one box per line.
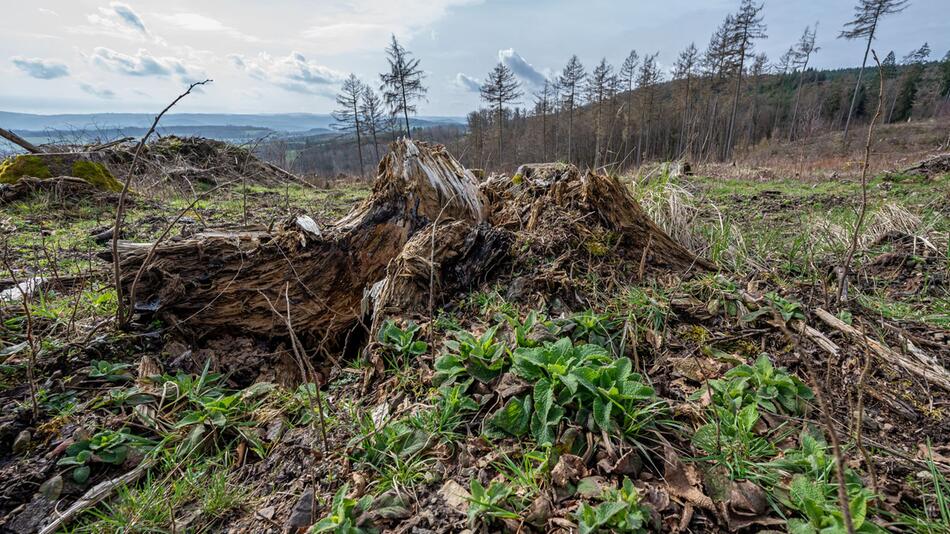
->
[88, 47, 206, 82]
[301, 0, 483, 53]
[11, 57, 70, 79]
[229, 52, 345, 95]
[38, 8, 58, 16]
[79, 2, 164, 44]
[455, 73, 481, 92]
[498, 49, 549, 89]
[153, 13, 261, 43]
[79, 82, 116, 99]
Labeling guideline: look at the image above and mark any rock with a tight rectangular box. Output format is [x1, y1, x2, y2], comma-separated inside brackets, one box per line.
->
[13, 430, 31, 454]
[285, 488, 314, 530]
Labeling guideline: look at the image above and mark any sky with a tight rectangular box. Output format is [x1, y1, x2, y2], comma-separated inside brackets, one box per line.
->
[1, 0, 947, 117]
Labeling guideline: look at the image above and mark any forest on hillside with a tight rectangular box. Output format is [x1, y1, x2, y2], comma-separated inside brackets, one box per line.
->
[273, 0, 949, 177]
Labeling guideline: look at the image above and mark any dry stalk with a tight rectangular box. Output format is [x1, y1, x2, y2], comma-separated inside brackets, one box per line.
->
[837, 52, 884, 304]
[1, 244, 39, 420]
[854, 319, 880, 501]
[113, 79, 212, 328]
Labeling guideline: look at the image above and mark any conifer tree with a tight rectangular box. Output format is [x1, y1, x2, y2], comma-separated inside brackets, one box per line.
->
[379, 35, 427, 138]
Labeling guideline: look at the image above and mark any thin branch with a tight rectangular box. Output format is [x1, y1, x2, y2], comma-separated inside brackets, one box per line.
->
[112, 79, 212, 328]
[838, 52, 884, 303]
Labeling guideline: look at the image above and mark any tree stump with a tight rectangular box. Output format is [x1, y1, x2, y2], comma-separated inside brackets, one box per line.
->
[118, 140, 709, 351]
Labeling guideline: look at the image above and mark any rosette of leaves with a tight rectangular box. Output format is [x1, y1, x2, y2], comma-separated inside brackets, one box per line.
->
[700, 354, 813, 415]
[576, 478, 650, 534]
[56, 429, 153, 483]
[487, 338, 661, 446]
[312, 483, 377, 534]
[433, 324, 507, 386]
[377, 320, 428, 366]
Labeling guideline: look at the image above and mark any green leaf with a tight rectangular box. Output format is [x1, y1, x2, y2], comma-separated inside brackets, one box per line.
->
[72, 465, 91, 484]
[487, 396, 531, 437]
[593, 396, 612, 432]
[849, 492, 867, 529]
[737, 403, 759, 432]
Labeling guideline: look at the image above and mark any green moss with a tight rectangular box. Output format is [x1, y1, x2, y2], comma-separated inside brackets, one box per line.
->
[71, 161, 123, 192]
[0, 155, 53, 184]
[511, 172, 523, 185]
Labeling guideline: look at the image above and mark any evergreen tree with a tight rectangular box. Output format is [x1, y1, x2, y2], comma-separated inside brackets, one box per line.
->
[674, 43, 700, 154]
[360, 86, 386, 164]
[789, 24, 820, 141]
[892, 43, 931, 122]
[379, 35, 427, 138]
[724, 0, 767, 160]
[619, 50, 639, 158]
[586, 58, 617, 168]
[533, 81, 553, 160]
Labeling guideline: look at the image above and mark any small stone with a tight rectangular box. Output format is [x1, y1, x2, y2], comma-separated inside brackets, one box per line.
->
[12, 430, 31, 455]
[38, 475, 63, 500]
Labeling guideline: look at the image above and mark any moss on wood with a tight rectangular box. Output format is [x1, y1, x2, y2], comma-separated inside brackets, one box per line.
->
[0, 155, 53, 184]
[71, 161, 123, 192]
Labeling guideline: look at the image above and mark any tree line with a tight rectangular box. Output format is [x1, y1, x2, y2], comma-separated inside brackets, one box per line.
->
[320, 0, 949, 176]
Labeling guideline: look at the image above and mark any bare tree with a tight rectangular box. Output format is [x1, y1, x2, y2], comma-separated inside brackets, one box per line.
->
[618, 50, 639, 160]
[586, 58, 617, 168]
[333, 74, 367, 177]
[360, 85, 386, 164]
[636, 53, 661, 164]
[558, 55, 586, 164]
[380, 35, 427, 138]
[724, 0, 767, 160]
[533, 81, 553, 161]
[480, 62, 523, 168]
[789, 24, 820, 141]
[674, 43, 700, 155]
[840, 0, 910, 140]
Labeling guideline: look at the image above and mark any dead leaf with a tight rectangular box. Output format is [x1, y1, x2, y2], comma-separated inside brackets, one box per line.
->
[439, 480, 471, 512]
[663, 445, 714, 511]
[552, 454, 588, 487]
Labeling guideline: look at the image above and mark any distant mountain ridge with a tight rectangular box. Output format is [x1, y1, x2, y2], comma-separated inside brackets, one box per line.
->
[0, 111, 466, 133]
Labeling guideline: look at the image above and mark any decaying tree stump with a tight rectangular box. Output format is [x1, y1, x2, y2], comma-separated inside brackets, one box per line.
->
[119, 140, 488, 345]
[118, 140, 709, 349]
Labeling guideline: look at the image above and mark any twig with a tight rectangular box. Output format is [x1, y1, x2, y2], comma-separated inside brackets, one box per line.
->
[838, 51, 884, 303]
[770, 309, 855, 534]
[38, 459, 154, 534]
[112, 79, 212, 328]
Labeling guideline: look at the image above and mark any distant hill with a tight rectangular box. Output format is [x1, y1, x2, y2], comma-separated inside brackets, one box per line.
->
[0, 111, 466, 148]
